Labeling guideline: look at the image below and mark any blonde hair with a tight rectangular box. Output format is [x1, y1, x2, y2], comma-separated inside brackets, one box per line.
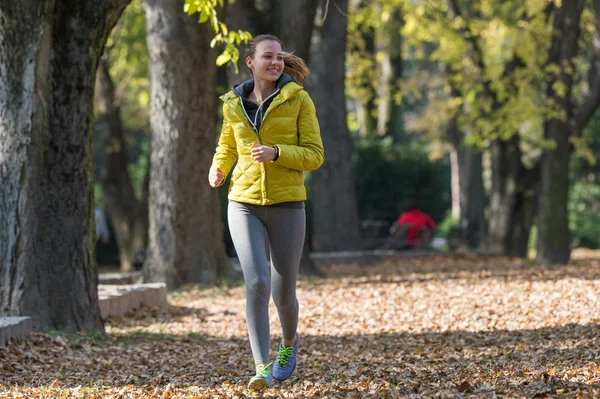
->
[245, 34, 310, 86]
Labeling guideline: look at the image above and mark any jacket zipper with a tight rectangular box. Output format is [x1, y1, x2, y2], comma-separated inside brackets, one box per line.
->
[234, 88, 287, 204]
[239, 88, 281, 143]
[240, 88, 282, 204]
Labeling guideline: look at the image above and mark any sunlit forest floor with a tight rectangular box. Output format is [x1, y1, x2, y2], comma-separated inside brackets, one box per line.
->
[2, 252, 600, 398]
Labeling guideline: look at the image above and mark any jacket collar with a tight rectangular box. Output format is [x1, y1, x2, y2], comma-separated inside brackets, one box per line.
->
[220, 73, 303, 104]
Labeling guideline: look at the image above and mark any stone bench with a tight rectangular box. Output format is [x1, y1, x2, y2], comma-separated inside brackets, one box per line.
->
[98, 282, 168, 320]
[0, 317, 32, 347]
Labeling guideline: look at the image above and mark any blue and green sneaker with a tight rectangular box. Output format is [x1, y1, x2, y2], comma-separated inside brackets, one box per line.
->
[273, 332, 300, 381]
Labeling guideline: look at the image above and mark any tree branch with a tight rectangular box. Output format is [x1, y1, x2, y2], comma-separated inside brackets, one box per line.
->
[574, 0, 600, 131]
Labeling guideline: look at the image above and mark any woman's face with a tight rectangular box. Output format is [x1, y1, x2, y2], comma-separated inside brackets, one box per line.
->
[247, 40, 284, 83]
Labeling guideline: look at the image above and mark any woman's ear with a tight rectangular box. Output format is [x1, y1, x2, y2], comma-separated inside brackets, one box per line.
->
[246, 56, 253, 71]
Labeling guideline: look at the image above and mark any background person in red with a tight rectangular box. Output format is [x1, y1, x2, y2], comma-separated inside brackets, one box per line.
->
[385, 201, 436, 249]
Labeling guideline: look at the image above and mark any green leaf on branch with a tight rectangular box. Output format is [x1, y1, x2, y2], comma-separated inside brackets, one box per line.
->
[183, 0, 251, 70]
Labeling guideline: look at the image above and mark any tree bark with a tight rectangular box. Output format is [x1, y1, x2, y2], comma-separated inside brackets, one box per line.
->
[350, 0, 377, 137]
[537, 1, 585, 264]
[487, 136, 537, 257]
[143, 0, 232, 288]
[574, 0, 600, 132]
[507, 164, 538, 258]
[447, 111, 485, 250]
[457, 148, 485, 249]
[95, 57, 148, 272]
[377, 6, 403, 141]
[0, 0, 129, 331]
[272, 0, 318, 61]
[307, 0, 363, 252]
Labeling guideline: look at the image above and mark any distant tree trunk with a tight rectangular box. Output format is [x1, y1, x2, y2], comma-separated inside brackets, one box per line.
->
[537, 1, 585, 264]
[507, 165, 538, 257]
[487, 138, 519, 255]
[447, 113, 485, 250]
[143, 0, 232, 288]
[308, 0, 362, 252]
[0, 0, 130, 331]
[95, 57, 148, 272]
[458, 149, 485, 248]
[450, 150, 461, 221]
[351, 0, 377, 137]
[377, 6, 403, 141]
[487, 136, 537, 257]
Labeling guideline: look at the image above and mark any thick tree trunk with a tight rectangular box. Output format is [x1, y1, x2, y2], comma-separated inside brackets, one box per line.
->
[308, 0, 362, 252]
[537, 1, 585, 264]
[0, 0, 129, 331]
[143, 0, 232, 288]
[95, 57, 148, 272]
[377, 7, 403, 141]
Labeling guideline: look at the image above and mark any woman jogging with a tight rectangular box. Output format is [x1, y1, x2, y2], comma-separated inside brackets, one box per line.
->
[208, 34, 324, 390]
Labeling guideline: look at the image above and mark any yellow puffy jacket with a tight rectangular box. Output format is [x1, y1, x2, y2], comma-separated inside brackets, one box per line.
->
[211, 80, 325, 206]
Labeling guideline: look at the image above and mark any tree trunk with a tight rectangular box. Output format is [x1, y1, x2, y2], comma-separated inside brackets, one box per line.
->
[95, 57, 148, 272]
[0, 0, 129, 331]
[487, 138, 520, 254]
[537, 1, 585, 264]
[507, 166, 538, 258]
[450, 150, 461, 221]
[351, 0, 377, 137]
[143, 0, 232, 289]
[457, 148, 485, 249]
[272, 0, 318, 60]
[307, 0, 362, 252]
[447, 114, 485, 250]
[376, 6, 403, 141]
[487, 136, 538, 257]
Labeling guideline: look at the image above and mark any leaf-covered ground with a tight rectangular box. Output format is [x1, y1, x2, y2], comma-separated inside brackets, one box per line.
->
[2, 252, 600, 398]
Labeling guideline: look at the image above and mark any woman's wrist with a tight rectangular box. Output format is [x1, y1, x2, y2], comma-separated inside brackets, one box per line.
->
[272, 145, 280, 162]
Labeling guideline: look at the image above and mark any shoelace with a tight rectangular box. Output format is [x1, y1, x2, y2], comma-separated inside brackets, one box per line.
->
[277, 345, 295, 367]
[257, 363, 272, 378]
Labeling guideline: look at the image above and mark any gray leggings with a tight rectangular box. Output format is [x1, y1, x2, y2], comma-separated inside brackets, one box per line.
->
[228, 200, 306, 365]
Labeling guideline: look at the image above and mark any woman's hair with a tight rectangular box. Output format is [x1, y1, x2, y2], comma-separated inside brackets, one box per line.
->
[244, 34, 310, 86]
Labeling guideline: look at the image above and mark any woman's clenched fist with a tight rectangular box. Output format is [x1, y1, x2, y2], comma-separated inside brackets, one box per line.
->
[209, 167, 224, 187]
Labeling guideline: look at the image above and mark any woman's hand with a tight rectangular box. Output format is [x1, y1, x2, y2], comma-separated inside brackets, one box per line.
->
[251, 143, 276, 162]
[209, 167, 224, 187]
